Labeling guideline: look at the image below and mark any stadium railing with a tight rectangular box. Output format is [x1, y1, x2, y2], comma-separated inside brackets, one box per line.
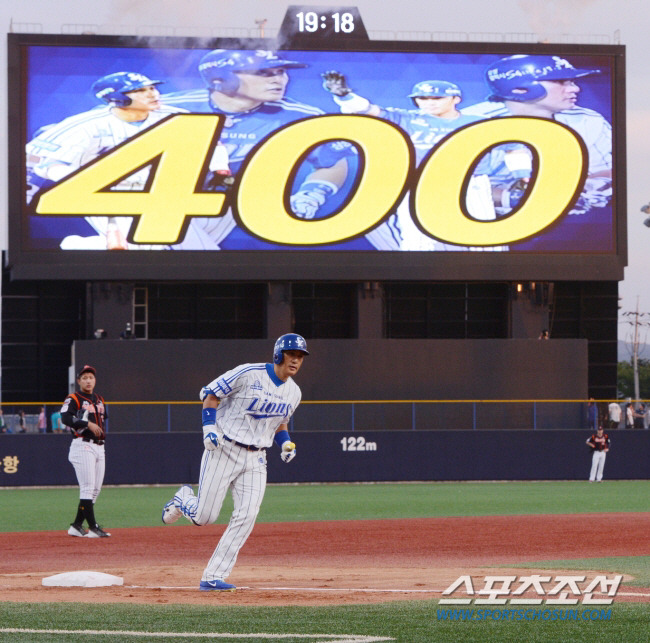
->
[0, 400, 646, 433]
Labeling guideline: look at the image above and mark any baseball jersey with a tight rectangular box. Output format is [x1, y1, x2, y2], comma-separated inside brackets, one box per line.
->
[376, 107, 484, 164]
[464, 101, 612, 214]
[60, 391, 108, 441]
[27, 103, 188, 247]
[201, 362, 301, 449]
[162, 89, 349, 174]
[587, 432, 610, 452]
[162, 90, 357, 249]
[27, 104, 188, 190]
[360, 107, 486, 250]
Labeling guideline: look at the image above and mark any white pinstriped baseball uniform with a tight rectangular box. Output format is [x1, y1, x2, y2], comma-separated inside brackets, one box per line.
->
[60, 392, 107, 501]
[26, 103, 187, 248]
[462, 101, 612, 214]
[68, 439, 105, 500]
[179, 362, 302, 583]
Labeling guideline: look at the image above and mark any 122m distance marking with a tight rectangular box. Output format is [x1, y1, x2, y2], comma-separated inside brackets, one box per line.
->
[341, 436, 377, 451]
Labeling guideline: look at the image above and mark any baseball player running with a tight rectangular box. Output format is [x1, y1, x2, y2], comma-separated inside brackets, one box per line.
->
[61, 365, 110, 537]
[586, 425, 610, 482]
[321, 72, 493, 250]
[27, 71, 187, 250]
[162, 49, 356, 250]
[162, 333, 308, 590]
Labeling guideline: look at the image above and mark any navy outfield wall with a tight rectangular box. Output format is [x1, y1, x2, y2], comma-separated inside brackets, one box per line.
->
[1, 430, 648, 486]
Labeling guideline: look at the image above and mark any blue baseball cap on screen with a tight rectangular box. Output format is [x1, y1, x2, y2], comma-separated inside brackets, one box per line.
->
[408, 80, 462, 98]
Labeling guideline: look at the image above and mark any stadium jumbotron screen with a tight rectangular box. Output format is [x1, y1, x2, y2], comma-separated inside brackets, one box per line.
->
[7, 33, 626, 280]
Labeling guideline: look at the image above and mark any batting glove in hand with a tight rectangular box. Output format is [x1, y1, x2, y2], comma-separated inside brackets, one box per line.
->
[321, 70, 351, 96]
[280, 440, 296, 463]
[202, 426, 222, 451]
[500, 178, 529, 210]
[290, 181, 337, 219]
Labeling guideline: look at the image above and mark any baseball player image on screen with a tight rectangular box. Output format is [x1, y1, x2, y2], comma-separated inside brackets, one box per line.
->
[161, 333, 308, 591]
[465, 55, 612, 222]
[26, 71, 188, 250]
[586, 425, 610, 482]
[321, 71, 501, 251]
[60, 365, 111, 538]
[162, 49, 355, 250]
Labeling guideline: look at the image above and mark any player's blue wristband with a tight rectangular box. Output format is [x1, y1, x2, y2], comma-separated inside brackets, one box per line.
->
[274, 429, 291, 448]
[202, 408, 217, 426]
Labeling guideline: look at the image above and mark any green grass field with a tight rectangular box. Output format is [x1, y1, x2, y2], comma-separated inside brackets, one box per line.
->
[3, 480, 649, 531]
[0, 602, 647, 643]
[1, 481, 648, 642]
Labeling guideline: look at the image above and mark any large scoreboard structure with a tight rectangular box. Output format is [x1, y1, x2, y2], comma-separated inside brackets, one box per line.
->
[6, 6, 626, 282]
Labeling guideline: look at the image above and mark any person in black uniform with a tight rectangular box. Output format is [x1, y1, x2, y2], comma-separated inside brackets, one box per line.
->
[586, 425, 610, 482]
[60, 365, 111, 537]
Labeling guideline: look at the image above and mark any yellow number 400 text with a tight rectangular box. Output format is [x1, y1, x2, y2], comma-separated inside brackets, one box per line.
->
[35, 113, 586, 246]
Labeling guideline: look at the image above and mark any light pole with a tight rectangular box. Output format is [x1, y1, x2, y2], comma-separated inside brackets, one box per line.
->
[621, 298, 649, 405]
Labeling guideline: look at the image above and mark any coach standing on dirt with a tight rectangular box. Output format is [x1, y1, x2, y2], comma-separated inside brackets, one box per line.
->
[61, 365, 111, 538]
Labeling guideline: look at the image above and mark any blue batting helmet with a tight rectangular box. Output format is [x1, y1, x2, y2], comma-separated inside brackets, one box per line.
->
[92, 72, 163, 107]
[408, 80, 461, 99]
[485, 55, 600, 102]
[273, 333, 309, 365]
[198, 49, 308, 94]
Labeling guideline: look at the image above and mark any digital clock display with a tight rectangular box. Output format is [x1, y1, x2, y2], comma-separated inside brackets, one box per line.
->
[279, 6, 368, 41]
[295, 11, 356, 33]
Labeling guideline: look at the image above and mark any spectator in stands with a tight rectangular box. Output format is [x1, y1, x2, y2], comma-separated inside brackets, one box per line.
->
[634, 403, 646, 429]
[586, 398, 599, 430]
[0, 408, 7, 433]
[625, 402, 634, 429]
[17, 410, 27, 433]
[607, 400, 621, 429]
[50, 409, 64, 434]
[38, 406, 48, 433]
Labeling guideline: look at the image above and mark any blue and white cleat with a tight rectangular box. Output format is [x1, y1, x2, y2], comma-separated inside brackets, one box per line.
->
[199, 579, 236, 591]
[161, 485, 193, 524]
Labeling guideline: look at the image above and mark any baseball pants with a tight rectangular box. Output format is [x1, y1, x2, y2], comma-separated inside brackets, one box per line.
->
[181, 440, 267, 582]
[68, 439, 105, 500]
[589, 451, 607, 481]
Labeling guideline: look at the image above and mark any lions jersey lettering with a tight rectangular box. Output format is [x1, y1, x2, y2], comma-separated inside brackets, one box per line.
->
[201, 362, 301, 448]
[364, 107, 485, 251]
[378, 107, 484, 164]
[245, 397, 293, 419]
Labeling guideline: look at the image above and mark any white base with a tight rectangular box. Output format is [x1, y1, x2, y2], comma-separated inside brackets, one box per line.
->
[42, 571, 124, 587]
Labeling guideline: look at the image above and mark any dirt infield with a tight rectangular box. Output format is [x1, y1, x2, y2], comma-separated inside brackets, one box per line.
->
[1, 513, 649, 606]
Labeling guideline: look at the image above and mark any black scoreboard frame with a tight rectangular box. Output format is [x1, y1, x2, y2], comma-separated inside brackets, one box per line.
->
[7, 32, 626, 281]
